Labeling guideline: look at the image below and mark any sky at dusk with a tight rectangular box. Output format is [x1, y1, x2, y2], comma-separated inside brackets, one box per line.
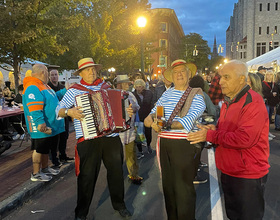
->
[149, 0, 238, 53]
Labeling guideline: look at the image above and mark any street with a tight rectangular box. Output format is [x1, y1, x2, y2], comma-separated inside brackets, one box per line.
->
[2, 127, 280, 220]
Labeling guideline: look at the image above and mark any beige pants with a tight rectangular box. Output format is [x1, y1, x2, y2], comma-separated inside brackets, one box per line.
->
[124, 141, 139, 177]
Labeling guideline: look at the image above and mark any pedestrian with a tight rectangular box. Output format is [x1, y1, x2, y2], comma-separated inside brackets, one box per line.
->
[144, 59, 206, 220]
[115, 74, 143, 184]
[187, 60, 270, 220]
[262, 69, 279, 124]
[152, 75, 173, 106]
[22, 64, 65, 182]
[274, 72, 280, 131]
[256, 65, 266, 81]
[56, 58, 132, 220]
[133, 78, 153, 159]
[208, 71, 224, 105]
[48, 67, 74, 166]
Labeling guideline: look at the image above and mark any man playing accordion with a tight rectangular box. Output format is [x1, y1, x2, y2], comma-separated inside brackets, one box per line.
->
[56, 58, 133, 220]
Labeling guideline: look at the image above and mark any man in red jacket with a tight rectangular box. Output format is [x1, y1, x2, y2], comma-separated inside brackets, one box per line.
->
[187, 60, 270, 220]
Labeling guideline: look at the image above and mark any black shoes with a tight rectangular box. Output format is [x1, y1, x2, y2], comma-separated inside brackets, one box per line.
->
[117, 209, 132, 218]
[128, 175, 143, 185]
[60, 156, 75, 163]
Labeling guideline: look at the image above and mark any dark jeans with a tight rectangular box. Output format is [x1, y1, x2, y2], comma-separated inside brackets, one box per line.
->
[160, 138, 201, 220]
[50, 118, 69, 163]
[221, 173, 268, 220]
[75, 136, 126, 218]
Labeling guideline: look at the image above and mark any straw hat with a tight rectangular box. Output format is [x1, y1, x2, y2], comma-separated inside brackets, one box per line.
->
[163, 59, 197, 82]
[115, 75, 131, 84]
[73, 58, 102, 76]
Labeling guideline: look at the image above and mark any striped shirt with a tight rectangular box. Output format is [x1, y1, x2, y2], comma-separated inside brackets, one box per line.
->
[151, 87, 206, 134]
[56, 82, 118, 139]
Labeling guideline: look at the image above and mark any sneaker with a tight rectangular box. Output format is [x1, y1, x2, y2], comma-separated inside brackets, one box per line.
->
[19, 134, 25, 140]
[137, 152, 144, 160]
[269, 137, 273, 141]
[147, 146, 153, 154]
[60, 156, 74, 163]
[269, 132, 276, 138]
[41, 167, 60, 176]
[199, 161, 208, 168]
[31, 172, 52, 182]
[193, 175, 208, 184]
[117, 209, 132, 218]
[128, 175, 143, 185]
[51, 161, 62, 169]
[12, 134, 20, 140]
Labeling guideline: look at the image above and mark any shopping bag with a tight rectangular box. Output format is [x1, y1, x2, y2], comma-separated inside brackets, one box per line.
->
[134, 112, 146, 144]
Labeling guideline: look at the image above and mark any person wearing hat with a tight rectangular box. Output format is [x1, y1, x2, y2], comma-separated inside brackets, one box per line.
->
[115, 75, 143, 184]
[56, 58, 133, 219]
[144, 59, 206, 219]
[256, 66, 266, 81]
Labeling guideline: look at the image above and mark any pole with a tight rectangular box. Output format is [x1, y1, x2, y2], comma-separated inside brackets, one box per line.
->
[140, 31, 144, 73]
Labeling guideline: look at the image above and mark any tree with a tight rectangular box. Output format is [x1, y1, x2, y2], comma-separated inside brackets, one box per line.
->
[0, 0, 80, 91]
[182, 33, 211, 71]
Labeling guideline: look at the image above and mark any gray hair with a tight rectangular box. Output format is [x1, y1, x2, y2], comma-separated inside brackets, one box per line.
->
[221, 60, 248, 78]
[134, 79, 146, 88]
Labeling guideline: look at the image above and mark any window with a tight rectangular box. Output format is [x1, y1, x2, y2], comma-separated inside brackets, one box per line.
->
[244, 52, 247, 59]
[257, 43, 261, 56]
[159, 55, 167, 67]
[241, 45, 243, 49]
[260, 3, 262, 11]
[267, 26, 269, 34]
[262, 42, 266, 54]
[275, 26, 278, 34]
[274, 42, 279, 48]
[259, 27, 262, 35]
[276, 2, 278, 10]
[240, 52, 243, 59]
[268, 3, 270, 11]
[159, 39, 167, 48]
[244, 45, 247, 49]
[160, 22, 167, 33]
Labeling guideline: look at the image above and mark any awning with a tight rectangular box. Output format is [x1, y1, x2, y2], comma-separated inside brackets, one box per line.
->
[246, 47, 280, 70]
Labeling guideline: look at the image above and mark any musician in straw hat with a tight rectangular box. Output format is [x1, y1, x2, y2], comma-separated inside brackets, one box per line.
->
[57, 58, 133, 219]
[144, 59, 206, 220]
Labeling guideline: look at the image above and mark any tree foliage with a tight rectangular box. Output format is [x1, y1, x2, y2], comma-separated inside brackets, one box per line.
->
[0, 0, 80, 91]
[182, 33, 211, 71]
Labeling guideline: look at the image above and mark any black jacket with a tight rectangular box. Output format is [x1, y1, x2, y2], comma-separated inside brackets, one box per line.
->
[133, 89, 153, 122]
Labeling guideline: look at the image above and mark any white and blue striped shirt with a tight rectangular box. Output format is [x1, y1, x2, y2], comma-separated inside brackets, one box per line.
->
[151, 87, 206, 133]
[56, 82, 118, 139]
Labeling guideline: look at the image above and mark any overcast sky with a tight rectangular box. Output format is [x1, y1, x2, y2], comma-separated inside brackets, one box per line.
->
[149, 0, 238, 54]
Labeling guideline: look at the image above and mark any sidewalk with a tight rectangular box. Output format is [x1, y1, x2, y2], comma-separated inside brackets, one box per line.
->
[0, 131, 76, 219]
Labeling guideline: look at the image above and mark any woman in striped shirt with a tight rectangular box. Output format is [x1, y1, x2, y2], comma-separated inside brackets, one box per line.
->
[144, 59, 205, 220]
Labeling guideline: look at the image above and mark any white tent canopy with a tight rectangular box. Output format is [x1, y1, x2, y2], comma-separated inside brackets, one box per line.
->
[246, 47, 280, 71]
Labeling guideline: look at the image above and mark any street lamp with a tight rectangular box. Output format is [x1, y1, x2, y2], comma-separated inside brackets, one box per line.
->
[137, 16, 147, 73]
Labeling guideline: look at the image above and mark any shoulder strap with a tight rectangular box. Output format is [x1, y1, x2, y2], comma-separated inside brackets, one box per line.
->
[166, 86, 192, 127]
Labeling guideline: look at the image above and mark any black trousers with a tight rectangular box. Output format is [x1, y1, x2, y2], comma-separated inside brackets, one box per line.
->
[221, 173, 268, 220]
[160, 138, 201, 220]
[75, 136, 126, 218]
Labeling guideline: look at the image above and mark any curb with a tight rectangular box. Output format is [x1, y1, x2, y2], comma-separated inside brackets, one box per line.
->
[0, 162, 75, 219]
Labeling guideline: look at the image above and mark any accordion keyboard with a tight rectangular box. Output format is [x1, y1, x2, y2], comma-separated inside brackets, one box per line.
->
[76, 94, 97, 139]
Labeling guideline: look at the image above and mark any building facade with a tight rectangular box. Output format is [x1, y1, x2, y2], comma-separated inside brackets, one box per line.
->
[150, 8, 185, 77]
[226, 0, 280, 62]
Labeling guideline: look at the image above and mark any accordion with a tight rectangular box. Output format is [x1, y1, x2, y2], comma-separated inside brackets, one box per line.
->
[75, 89, 130, 140]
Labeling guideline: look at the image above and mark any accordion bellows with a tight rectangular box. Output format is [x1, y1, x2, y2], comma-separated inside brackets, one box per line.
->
[75, 89, 130, 140]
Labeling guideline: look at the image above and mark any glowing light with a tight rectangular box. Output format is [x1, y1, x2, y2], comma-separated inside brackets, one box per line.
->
[142, 191, 146, 196]
[137, 16, 147, 28]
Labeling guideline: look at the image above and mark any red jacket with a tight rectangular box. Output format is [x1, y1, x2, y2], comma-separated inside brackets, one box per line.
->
[207, 86, 270, 179]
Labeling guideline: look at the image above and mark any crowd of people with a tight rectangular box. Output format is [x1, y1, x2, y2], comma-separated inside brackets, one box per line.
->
[0, 57, 278, 220]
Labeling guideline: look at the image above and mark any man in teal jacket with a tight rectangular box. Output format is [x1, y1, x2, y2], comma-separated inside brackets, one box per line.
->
[23, 64, 66, 182]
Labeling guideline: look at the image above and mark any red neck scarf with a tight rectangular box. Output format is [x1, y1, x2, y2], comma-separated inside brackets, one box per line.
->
[80, 78, 103, 86]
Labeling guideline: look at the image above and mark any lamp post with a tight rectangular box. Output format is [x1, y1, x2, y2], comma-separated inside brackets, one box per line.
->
[137, 16, 147, 73]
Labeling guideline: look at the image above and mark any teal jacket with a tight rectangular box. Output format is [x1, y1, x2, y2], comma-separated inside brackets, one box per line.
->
[22, 77, 66, 139]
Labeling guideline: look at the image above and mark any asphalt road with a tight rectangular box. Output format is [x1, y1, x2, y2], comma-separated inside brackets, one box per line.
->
[2, 129, 280, 220]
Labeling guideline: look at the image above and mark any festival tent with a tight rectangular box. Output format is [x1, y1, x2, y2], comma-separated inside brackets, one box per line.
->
[247, 47, 280, 72]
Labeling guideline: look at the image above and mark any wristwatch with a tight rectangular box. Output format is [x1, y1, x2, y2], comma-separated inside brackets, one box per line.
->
[65, 109, 68, 116]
